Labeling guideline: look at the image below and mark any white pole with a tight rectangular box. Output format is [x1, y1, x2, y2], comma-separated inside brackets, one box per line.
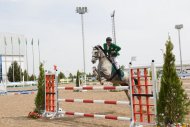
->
[18, 38, 22, 82]
[175, 24, 183, 74]
[151, 60, 158, 124]
[4, 37, 7, 92]
[11, 37, 15, 82]
[81, 14, 86, 86]
[31, 39, 35, 81]
[111, 10, 116, 44]
[38, 39, 41, 65]
[55, 69, 59, 116]
[178, 29, 183, 73]
[76, 7, 87, 86]
[25, 39, 29, 81]
[128, 62, 135, 126]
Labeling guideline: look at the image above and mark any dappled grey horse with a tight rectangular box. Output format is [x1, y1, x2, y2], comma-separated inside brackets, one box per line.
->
[91, 45, 133, 101]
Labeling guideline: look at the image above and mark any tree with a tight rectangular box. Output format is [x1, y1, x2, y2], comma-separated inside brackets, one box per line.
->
[76, 70, 81, 87]
[157, 37, 190, 126]
[23, 70, 29, 81]
[34, 63, 45, 113]
[7, 61, 22, 82]
[58, 71, 65, 82]
[69, 73, 73, 82]
[87, 73, 92, 77]
[29, 74, 36, 81]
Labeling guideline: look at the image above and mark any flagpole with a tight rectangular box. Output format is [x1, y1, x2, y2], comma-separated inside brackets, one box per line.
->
[25, 39, 29, 81]
[4, 37, 7, 84]
[31, 39, 35, 81]
[38, 39, 41, 65]
[11, 37, 15, 82]
[18, 38, 22, 82]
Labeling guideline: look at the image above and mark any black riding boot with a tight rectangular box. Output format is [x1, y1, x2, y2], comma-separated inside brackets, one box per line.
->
[117, 69, 123, 80]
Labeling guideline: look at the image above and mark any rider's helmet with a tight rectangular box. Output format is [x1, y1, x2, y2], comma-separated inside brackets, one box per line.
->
[106, 37, 112, 42]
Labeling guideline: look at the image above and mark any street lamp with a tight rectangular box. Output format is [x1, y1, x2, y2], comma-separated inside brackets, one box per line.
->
[175, 24, 183, 74]
[76, 7, 87, 86]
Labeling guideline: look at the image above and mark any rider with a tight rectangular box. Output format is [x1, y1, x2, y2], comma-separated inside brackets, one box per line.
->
[103, 37, 123, 79]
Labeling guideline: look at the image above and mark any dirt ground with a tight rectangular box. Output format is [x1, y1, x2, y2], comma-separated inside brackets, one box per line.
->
[0, 91, 133, 127]
[0, 79, 190, 127]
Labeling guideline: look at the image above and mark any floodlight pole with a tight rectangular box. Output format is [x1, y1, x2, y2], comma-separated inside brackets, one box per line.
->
[76, 7, 87, 86]
[175, 24, 183, 74]
[111, 10, 116, 44]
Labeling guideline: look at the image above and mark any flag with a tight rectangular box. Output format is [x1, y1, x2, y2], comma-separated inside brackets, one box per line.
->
[31, 38, 33, 45]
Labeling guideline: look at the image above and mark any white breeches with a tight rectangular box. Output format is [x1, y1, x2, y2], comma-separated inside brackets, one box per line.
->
[110, 57, 119, 70]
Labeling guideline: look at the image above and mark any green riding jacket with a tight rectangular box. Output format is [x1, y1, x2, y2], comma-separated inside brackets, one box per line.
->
[103, 43, 121, 57]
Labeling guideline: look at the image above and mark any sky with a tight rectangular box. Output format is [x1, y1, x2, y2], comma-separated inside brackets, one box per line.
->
[0, 0, 190, 76]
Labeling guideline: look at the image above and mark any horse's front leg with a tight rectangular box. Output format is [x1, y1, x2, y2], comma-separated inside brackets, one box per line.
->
[99, 77, 107, 85]
[92, 67, 108, 85]
[92, 66, 99, 79]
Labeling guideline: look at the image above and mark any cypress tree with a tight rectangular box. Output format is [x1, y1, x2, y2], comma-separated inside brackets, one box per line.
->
[34, 63, 45, 113]
[58, 71, 66, 82]
[7, 61, 22, 82]
[76, 70, 81, 87]
[23, 70, 29, 81]
[157, 37, 190, 126]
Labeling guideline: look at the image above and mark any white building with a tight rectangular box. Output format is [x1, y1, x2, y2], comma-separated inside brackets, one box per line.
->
[0, 33, 26, 82]
[156, 64, 190, 74]
[0, 54, 24, 82]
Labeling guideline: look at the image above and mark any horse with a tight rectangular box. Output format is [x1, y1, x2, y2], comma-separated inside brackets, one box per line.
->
[91, 45, 134, 101]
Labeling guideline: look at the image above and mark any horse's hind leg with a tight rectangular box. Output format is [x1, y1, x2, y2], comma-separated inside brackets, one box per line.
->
[133, 78, 141, 100]
[124, 90, 131, 102]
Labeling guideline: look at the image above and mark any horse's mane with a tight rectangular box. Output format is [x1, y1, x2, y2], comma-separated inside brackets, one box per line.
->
[94, 45, 113, 63]
[96, 45, 104, 51]
[95, 45, 104, 52]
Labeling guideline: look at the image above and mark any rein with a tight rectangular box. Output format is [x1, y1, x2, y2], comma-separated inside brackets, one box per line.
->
[93, 45, 120, 81]
[94, 45, 113, 64]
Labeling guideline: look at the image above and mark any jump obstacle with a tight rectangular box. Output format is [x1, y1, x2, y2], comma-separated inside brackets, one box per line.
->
[43, 61, 158, 127]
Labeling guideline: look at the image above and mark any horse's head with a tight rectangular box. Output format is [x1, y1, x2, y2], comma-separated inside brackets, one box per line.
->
[91, 45, 105, 64]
